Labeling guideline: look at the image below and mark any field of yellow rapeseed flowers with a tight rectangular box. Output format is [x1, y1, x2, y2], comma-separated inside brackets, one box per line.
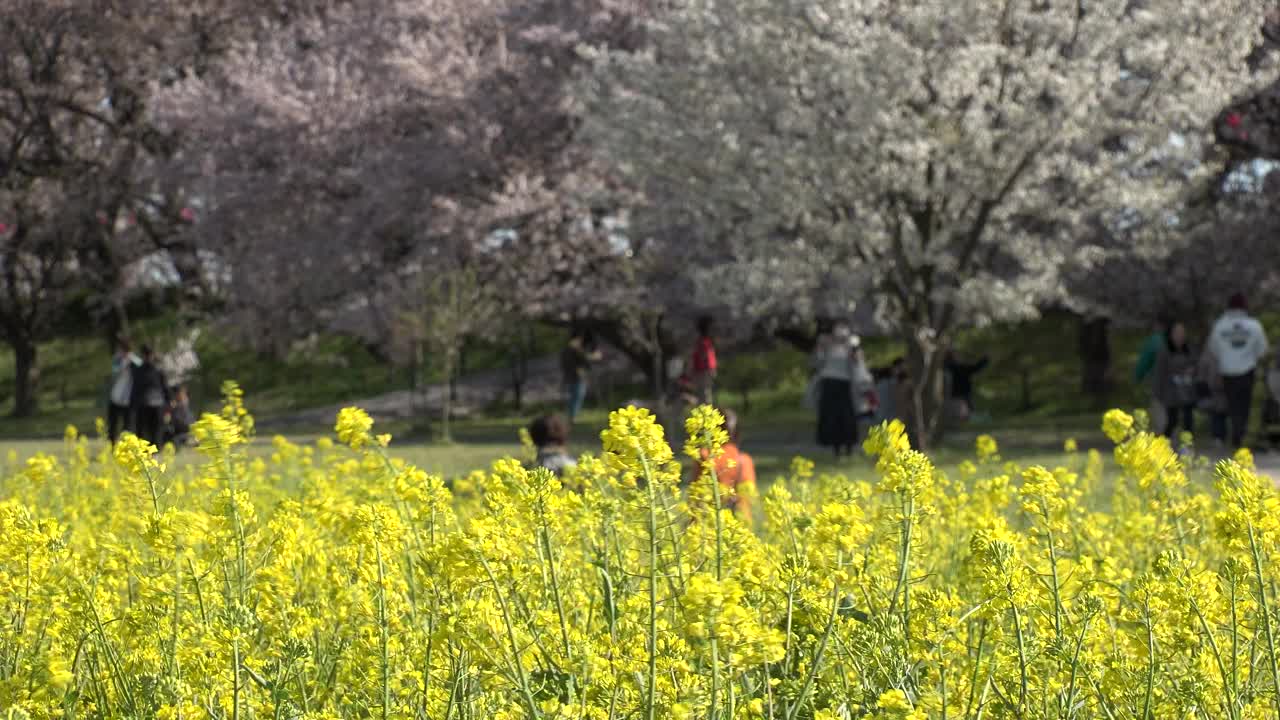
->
[5, 383, 1280, 719]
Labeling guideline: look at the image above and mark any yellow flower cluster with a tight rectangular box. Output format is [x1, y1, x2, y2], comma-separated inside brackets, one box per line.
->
[6, 396, 1280, 720]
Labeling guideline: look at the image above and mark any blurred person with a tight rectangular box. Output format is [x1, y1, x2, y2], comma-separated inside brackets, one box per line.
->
[163, 384, 194, 448]
[691, 408, 756, 525]
[561, 328, 602, 424]
[1153, 320, 1197, 439]
[107, 337, 140, 444]
[1208, 293, 1269, 448]
[129, 346, 170, 447]
[1135, 314, 1171, 434]
[852, 342, 879, 428]
[528, 414, 576, 477]
[870, 364, 896, 425]
[689, 315, 718, 405]
[1134, 314, 1171, 384]
[811, 324, 873, 458]
[944, 351, 990, 422]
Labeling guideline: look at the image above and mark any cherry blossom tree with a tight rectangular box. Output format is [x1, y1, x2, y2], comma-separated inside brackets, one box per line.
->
[1069, 170, 1280, 330]
[0, 0, 326, 414]
[0, 1, 182, 415]
[1214, 8, 1280, 164]
[580, 0, 1276, 446]
[152, 0, 653, 356]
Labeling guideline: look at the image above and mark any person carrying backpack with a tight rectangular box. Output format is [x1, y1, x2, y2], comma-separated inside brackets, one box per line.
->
[129, 346, 171, 447]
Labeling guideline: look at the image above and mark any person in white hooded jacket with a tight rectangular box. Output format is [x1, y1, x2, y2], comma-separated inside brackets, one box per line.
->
[1208, 293, 1269, 448]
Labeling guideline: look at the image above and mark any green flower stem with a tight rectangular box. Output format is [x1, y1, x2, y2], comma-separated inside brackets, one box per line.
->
[1248, 523, 1280, 719]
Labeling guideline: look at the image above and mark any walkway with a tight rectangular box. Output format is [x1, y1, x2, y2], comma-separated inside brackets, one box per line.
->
[257, 352, 638, 428]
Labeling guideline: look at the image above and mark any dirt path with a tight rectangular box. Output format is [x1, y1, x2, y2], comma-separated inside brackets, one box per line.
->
[1254, 453, 1280, 481]
[257, 352, 639, 429]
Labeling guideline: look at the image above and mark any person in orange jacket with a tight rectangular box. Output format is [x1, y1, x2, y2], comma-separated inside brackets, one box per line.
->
[693, 408, 757, 525]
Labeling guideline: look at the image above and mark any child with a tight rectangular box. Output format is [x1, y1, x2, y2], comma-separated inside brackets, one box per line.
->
[162, 385, 194, 448]
[528, 414, 577, 477]
[692, 409, 756, 524]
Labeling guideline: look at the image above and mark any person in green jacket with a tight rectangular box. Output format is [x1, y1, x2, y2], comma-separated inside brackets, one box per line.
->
[1135, 315, 1170, 434]
[1134, 316, 1169, 384]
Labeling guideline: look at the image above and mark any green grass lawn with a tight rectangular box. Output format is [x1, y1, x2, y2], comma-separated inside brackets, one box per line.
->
[0, 309, 1204, 460]
[0, 319, 579, 436]
[0, 307, 1135, 480]
[0, 403, 1102, 483]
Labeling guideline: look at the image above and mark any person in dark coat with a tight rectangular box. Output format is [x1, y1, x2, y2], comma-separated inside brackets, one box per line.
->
[561, 328, 602, 425]
[129, 346, 171, 447]
[945, 351, 990, 420]
[1153, 321, 1198, 439]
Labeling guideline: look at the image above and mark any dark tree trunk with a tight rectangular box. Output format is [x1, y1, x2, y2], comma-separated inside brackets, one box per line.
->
[905, 328, 950, 451]
[12, 339, 38, 418]
[649, 315, 667, 404]
[449, 346, 463, 405]
[1078, 315, 1111, 404]
[511, 364, 525, 411]
[410, 340, 423, 415]
[441, 349, 456, 443]
[104, 299, 130, 351]
[510, 325, 532, 411]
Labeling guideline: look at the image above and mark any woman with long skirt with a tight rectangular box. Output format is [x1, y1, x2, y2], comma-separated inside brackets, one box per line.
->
[811, 325, 872, 458]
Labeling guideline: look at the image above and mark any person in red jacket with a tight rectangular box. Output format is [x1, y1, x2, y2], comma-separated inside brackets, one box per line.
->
[689, 316, 718, 405]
